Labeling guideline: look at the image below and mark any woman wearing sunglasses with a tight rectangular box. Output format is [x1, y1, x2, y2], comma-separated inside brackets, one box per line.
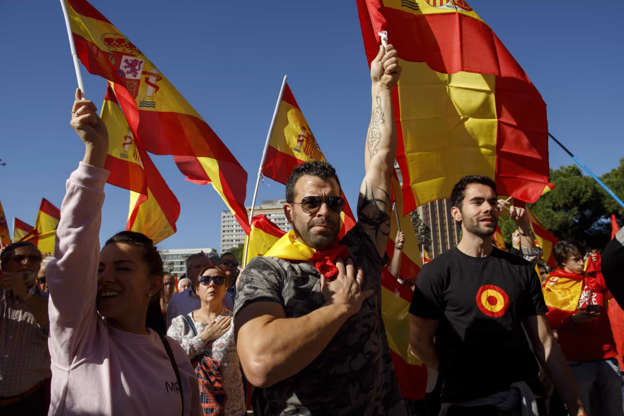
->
[46, 90, 199, 415]
[168, 265, 245, 416]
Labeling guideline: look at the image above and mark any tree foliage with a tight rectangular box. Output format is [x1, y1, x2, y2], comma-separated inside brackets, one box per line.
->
[228, 242, 245, 264]
[527, 159, 624, 249]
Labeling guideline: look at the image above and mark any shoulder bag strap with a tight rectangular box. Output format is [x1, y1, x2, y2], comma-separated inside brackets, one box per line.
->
[158, 332, 185, 416]
[182, 313, 198, 337]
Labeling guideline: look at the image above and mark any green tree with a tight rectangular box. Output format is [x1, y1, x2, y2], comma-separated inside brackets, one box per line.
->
[599, 157, 624, 217]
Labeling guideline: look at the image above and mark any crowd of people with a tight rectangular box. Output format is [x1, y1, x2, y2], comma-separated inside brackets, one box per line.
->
[1, 42, 623, 416]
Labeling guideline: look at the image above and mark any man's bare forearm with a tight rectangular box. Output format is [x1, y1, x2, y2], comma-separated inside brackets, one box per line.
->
[236, 302, 353, 387]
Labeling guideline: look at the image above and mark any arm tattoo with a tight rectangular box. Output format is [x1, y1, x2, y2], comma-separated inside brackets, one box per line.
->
[367, 95, 384, 158]
[358, 181, 391, 241]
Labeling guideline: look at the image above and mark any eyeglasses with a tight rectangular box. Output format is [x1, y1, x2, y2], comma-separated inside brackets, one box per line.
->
[12, 255, 42, 264]
[291, 195, 344, 214]
[198, 275, 226, 286]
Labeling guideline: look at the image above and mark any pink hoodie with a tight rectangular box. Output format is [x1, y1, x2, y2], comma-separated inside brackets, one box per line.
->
[46, 163, 199, 415]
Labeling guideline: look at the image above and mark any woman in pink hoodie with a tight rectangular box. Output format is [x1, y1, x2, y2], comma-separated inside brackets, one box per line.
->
[46, 89, 199, 415]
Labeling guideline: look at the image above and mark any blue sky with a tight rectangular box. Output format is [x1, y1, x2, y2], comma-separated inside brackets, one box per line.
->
[1, 1, 622, 251]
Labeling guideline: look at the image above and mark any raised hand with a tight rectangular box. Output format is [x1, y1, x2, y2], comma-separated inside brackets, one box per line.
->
[70, 88, 108, 167]
[321, 257, 374, 317]
[370, 43, 401, 90]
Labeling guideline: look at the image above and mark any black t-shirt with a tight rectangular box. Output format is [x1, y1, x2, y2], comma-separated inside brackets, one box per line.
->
[409, 247, 547, 402]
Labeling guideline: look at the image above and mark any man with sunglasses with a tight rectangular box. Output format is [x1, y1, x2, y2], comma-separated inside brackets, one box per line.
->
[219, 252, 239, 310]
[0, 241, 51, 414]
[234, 43, 405, 415]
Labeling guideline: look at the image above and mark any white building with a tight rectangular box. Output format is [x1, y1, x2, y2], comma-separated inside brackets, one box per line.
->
[220, 200, 291, 252]
[159, 247, 218, 276]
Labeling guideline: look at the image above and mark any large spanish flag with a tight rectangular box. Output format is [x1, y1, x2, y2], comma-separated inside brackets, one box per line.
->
[13, 218, 35, 243]
[101, 84, 180, 243]
[357, 0, 553, 213]
[64, 0, 249, 233]
[542, 269, 583, 329]
[0, 201, 11, 248]
[244, 214, 287, 266]
[261, 81, 356, 234]
[528, 209, 557, 268]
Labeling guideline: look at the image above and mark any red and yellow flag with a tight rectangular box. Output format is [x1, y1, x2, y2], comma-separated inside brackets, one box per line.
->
[357, 0, 553, 213]
[528, 209, 557, 268]
[13, 218, 35, 243]
[261, 82, 356, 235]
[542, 270, 583, 329]
[101, 83, 180, 244]
[611, 214, 620, 240]
[64, 0, 249, 233]
[0, 201, 11, 248]
[493, 225, 506, 251]
[243, 215, 286, 266]
[31, 199, 61, 256]
[384, 173, 426, 399]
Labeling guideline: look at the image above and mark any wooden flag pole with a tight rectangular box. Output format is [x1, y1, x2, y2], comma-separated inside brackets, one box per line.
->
[243, 74, 288, 265]
[60, 0, 85, 94]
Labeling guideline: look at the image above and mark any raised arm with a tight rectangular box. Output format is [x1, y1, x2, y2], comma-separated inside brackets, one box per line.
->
[358, 44, 401, 256]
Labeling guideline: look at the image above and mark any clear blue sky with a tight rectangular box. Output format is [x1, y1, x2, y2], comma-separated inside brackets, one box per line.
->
[1, 1, 622, 251]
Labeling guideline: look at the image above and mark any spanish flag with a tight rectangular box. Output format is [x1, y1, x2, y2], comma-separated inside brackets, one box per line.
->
[261, 81, 356, 235]
[542, 269, 583, 329]
[493, 225, 506, 251]
[101, 83, 180, 244]
[243, 214, 286, 266]
[384, 173, 426, 400]
[32, 199, 61, 256]
[528, 209, 557, 268]
[0, 201, 11, 248]
[64, 0, 249, 233]
[13, 218, 35, 243]
[357, 0, 553, 214]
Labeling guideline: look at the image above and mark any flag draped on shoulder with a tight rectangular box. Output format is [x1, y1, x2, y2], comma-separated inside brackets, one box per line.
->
[13, 218, 35, 243]
[244, 215, 286, 266]
[0, 201, 11, 248]
[261, 81, 356, 234]
[357, 0, 553, 213]
[100, 83, 180, 243]
[64, 0, 249, 233]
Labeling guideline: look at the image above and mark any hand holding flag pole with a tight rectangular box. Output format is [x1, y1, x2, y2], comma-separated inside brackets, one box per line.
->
[60, 0, 85, 94]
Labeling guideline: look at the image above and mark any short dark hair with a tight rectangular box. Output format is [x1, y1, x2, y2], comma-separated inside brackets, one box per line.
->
[553, 240, 583, 268]
[285, 161, 341, 203]
[450, 175, 497, 209]
[0, 241, 41, 271]
[185, 252, 211, 271]
[104, 231, 163, 278]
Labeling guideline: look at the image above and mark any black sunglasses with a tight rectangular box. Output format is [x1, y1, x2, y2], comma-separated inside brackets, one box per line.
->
[198, 275, 226, 286]
[292, 195, 344, 214]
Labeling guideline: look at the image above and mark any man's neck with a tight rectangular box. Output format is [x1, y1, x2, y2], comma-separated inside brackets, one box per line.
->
[456, 234, 494, 258]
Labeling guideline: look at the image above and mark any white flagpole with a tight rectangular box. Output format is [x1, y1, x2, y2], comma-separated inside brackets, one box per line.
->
[243, 74, 288, 265]
[60, 0, 85, 94]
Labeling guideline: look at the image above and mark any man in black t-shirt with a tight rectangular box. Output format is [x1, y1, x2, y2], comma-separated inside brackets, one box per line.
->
[409, 175, 586, 416]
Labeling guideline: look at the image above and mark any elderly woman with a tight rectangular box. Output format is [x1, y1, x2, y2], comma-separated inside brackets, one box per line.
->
[46, 89, 199, 415]
[168, 265, 245, 416]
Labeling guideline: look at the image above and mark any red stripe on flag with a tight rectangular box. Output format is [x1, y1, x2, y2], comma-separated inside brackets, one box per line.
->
[281, 83, 300, 109]
[390, 350, 427, 400]
[140, 148, 180, 228]
[262, 146, 304, 185]
[67, 0, 111, 24]
[39, 199, 60, 219]
[251, 215, 286, 239]
[105, 156, 147, 194]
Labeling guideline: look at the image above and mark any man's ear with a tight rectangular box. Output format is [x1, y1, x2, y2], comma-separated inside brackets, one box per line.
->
[284, 204, 293, 224]
[451, 206, 462, 223]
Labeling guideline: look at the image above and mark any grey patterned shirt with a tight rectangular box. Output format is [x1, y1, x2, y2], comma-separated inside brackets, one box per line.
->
[234, 224, 407, 416]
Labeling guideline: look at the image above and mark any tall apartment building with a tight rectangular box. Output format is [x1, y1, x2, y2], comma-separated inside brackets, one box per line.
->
[417, 198, 461, 259]
[159, 247, 218, 276]
[220, 200, 291, 252]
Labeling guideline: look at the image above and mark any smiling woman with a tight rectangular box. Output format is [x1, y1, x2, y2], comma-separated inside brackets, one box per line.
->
[44, 89, 199, 415]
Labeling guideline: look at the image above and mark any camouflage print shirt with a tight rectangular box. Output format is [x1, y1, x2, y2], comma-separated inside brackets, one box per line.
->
[234, 224, 407, 416]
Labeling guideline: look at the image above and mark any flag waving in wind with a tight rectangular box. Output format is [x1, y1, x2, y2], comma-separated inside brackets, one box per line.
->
[0, 201, 11, 248]
[13, 218, 35, 243]
[32, 198, 61, 256]
[261, 81, 356, 234]
[100, 83, 180, 243]
[63, 0, 249, 233]
[357, 0, 553, 213]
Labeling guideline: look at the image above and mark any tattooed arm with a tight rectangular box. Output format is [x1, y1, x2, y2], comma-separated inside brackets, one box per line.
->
[358, 44, 401, 256]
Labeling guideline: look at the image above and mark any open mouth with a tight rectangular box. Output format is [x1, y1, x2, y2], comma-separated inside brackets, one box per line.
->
[98, 290, 121, 298]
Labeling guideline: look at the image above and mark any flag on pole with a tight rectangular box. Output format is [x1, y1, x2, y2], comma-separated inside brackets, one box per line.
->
[13, 218, 35, 243]
[243, 215, 287, 266]
[0, 201, 11, 248]
[527, 209, 557, 268]
[611, 214, 620, 240]
[260, 81, 356, 234]
[32, 198, 61, 256]
[100, 84, 180, 243]
[63, 0, 249, 233]
[357, 0, 553, 213]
